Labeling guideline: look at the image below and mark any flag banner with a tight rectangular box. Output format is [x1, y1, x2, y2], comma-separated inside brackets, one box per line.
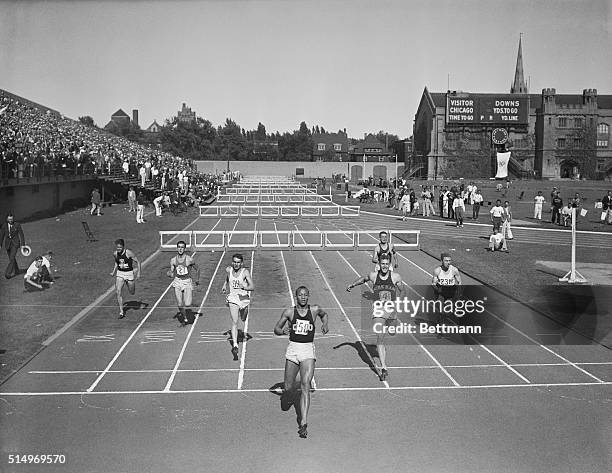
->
[495, 151, 510, 179]
[580, 208, 588, 217]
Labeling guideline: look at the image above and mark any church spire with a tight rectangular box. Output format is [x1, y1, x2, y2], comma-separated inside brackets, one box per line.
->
[511, 34, 528, 94]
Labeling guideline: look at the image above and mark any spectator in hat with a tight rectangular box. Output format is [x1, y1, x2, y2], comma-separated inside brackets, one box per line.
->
[0, 213, 26, 279]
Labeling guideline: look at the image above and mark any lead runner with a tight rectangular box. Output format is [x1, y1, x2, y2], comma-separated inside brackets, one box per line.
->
[274, 286, 329, 439]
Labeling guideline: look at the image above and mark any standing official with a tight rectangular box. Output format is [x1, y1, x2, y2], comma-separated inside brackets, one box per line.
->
[0, 213, 26, 279]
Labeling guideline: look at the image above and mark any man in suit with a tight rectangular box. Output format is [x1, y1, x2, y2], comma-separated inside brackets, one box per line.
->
[0, 213, 27, 279]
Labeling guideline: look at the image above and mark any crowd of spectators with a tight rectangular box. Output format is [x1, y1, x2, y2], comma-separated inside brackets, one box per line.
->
[0, 91, 194, 185]
[0, 91, 226, 208]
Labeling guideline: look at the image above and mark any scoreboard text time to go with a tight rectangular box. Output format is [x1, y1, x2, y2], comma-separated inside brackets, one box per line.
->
[446, 94, 529, 125]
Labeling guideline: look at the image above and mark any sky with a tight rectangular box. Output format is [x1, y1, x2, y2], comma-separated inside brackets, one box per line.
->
[1, 0, 611, 139]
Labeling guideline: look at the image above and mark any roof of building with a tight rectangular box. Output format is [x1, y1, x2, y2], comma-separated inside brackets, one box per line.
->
[313, 132, 348, 147]
[111, 109, 130, 118]
[351, 134, 392, 154]
[146, 120, 161, 132]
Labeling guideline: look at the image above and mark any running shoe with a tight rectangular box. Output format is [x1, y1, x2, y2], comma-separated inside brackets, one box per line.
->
[232, 346, 239, 361]
[118, 312, 125, 319]
[298, 424, 308, 439]
[379, 369, 388, 381]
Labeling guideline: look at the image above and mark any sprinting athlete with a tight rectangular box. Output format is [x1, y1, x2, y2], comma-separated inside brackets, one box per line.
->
[371, 231, 398, 271]
[347, 253, 403, 381]
[167, 241, 199, 326]
[221, 253, 254, 361]
[274, 286, 329, 439]
[432, 253, 462, 328]
[110, 239, 140, 319]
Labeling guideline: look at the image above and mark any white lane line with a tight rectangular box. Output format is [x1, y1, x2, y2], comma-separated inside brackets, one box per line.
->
[3, 381, 611, 396]
[336, 251, 458, 387]
[394, 252, 604, 383]
[237, 244, 256, 389]
[43, 216, 219, 347]
[162, 251, 226, 392]
[27, 360, 612, 375]
[86, 284, 174, 392]
[388, 254, 530, 384]
[164, 217, 241, 392]
[486, 309, 605, 383]
[308, 251, 389, 388]
[290, 223, 318, 389]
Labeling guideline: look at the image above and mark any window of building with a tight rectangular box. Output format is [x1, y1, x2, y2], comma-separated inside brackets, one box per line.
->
[573, 137, 582, 148]
[557, 138, 566, 148]
[379, 157, 385, 162]
[596, 159, 606, 172]
[598, 123, 609, 135]
[574, 117, 583, 128]
[597, 140, 609, 148]
[317, 143, 325, 151]
[558, 117, 567, 127]
[334, 143, 341, 151]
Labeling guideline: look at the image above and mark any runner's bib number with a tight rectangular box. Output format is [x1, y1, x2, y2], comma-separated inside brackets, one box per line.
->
[176, 265, 188, 276]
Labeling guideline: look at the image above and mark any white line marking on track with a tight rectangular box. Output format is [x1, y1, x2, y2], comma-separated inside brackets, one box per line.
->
[308, 250, 389, 388]
[3, 381, 611, 396]
[86, 284, 174, 392]
[43, 215, 216, 347]
[162, 217, 241, 392]
[336, 251, 458, 387]
[76, 334, 115, 343]
[278, 222, 317, 390]
[237, 244, 255, 389]
[23, 360, 612, 375]
[389, 255, 531, 384]
[393, 251, 604, 383]
[162, 251, 226, 391]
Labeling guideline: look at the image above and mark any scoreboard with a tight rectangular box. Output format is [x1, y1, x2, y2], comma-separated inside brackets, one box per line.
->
[446, 94, 529, 125]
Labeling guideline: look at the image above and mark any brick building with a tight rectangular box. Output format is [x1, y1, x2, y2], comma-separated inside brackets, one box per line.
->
[312, 131, 349, 161]
[413, 38, 612, 179]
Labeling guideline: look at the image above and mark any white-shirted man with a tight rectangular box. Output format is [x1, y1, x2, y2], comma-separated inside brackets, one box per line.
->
[534, 191, 545, 220]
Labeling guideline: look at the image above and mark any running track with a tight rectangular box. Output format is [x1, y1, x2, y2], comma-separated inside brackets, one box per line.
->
[0, 212, 610, 473]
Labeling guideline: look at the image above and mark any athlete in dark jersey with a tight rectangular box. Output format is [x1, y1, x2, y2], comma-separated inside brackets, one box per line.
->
[371, 231, 398, 270]
[274, 286, 328, 439]
[348, 253, 403, 381]
[110, 238, 140, 319]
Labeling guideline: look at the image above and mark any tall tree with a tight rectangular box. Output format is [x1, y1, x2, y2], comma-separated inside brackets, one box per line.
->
[78, 116, 96, 128]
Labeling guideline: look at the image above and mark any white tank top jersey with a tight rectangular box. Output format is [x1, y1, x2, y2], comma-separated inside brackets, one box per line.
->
[228, 268, 248, 296]
[171, 254, 193, 280]
[437, 265, 457, 286]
